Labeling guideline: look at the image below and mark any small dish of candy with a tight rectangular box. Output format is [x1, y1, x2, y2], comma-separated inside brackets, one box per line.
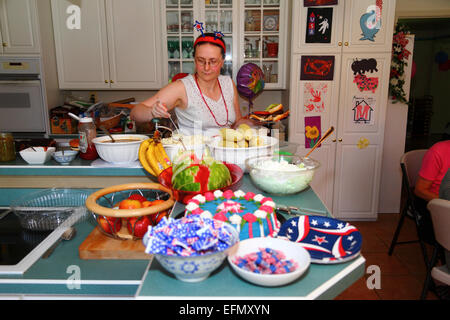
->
[227, 237, 311, 287]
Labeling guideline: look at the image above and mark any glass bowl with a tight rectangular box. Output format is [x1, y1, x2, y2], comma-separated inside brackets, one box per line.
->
[157, 162, 243, 204]
[10, 189, 91, 231]
[246, 155, 320, 195]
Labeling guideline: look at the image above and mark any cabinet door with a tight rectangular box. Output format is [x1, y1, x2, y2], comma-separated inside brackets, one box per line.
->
[163, 0, 199, 82]
[240, 0, 288, 89]
[342, 0, 396, 53]
[51, 0, 110, 89]
[332, 52, 391, 220]
[288, 54, 340, 211]
[0, 0, 40, 54]
[106, 0, 163, 89]
[291, 0, 344, 54]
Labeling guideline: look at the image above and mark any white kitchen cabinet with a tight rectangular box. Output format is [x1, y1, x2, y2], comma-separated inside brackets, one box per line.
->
[162, 0, 289, 89]
[292, 0, 395, 54]
[0, 0, 40, 54]
[288, 0, 396, 220]
[51, 0, 163, 90]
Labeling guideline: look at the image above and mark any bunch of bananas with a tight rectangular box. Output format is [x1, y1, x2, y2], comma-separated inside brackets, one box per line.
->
[138, 138, 171, 176]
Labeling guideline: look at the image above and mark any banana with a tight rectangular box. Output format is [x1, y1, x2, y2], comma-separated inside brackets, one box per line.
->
[146, 140, 162, 176]
[155, 142, 172, 169]
[138, 139, 156, 176]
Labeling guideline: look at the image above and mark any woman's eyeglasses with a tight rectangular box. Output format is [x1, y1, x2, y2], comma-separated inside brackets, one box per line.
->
[195, 58, 222, 67]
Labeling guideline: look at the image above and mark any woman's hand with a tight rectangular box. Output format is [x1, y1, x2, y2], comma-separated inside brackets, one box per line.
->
[151, 100, 171, 118]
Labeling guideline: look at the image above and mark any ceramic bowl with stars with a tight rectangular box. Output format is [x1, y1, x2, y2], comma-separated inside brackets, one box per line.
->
[144, 221, 240, 282]
[277, 215, 363, 264]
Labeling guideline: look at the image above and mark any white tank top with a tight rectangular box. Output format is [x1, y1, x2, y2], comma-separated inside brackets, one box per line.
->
[176, 74, 236, 136]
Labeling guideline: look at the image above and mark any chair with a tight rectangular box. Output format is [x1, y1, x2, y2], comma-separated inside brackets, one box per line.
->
[421, 198, 450, 299]
[388, 149, 431, 264]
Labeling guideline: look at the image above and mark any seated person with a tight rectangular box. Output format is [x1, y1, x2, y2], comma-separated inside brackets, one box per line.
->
[415, 140, 450, 202]
[413, 140, 450, 243]
[439, 168, 450, 201]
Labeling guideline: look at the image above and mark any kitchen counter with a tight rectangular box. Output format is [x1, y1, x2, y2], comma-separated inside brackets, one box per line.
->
[0, 157, 365, 299]
[0, 157, 155, 207]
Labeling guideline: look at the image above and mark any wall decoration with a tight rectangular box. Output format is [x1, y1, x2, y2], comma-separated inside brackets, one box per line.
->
[304, 0, 338, 6]
[359, 0, 382, 42]
[303, 82, 330, 113]
[353, 74, 378, 93]
[389, 23, 411, 103]
[300, 55, 335, 81]
[304, 116, 321, 148]
[351, 58, 378, 75]
[357, 137, 370, 149]
[305, 7, 333, 43]
[352, 96, 375, 124]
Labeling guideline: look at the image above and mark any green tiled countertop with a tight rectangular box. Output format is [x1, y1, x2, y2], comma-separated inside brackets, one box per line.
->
[0, 157, 365, 299]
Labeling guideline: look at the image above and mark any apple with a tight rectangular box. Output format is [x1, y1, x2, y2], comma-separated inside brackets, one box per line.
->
[127, 215, 151, 238]
[141, 200, 153, 208]
[119, 199, 142, 209]
[97, 216, 122, 234]
[127, 194, 148, 203]
[147, 200, 168, 225]
[152, 211, 168, 226]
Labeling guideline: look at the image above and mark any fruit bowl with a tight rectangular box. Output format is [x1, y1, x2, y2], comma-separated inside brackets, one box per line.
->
[207, 135, 278, 172]
[142, 216, 239, 282]
[85, 182, 175, 240]
[157, 163, 243, 204]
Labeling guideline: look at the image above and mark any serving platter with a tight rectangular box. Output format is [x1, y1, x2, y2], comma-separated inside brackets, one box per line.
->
[277, 215, 362, 264]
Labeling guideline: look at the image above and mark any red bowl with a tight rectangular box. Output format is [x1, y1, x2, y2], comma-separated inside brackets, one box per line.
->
[157, 163, 244, 204]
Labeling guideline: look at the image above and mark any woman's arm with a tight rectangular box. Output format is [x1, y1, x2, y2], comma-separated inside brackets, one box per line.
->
[130, 80, 186, 123]
[414, 176, 439, 202]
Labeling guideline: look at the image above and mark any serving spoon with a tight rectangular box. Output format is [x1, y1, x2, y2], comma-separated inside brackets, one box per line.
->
[99, 125, 115, 143]
[42, 227, 77, 259]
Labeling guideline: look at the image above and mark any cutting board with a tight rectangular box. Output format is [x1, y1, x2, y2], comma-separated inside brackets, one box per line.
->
[78, 227, 151, 260]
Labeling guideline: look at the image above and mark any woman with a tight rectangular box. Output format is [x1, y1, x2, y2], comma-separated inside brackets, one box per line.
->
[130, 33, 252, 136]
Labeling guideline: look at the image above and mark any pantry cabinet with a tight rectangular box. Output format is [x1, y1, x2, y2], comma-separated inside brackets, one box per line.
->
[51, 0, 163, 90]
[0, 0, 40, 54]
[288, 0, 395, 220]
[162, 0, 289, 89]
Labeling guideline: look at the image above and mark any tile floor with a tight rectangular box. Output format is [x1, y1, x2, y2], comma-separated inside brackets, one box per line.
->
[335, 212, 441, 300]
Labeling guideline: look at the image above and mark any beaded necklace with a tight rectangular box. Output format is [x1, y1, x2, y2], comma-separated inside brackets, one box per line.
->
[194, 73, 229, 127]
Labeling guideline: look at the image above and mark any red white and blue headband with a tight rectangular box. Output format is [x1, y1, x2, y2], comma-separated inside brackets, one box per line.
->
[193, 20, 226, 53]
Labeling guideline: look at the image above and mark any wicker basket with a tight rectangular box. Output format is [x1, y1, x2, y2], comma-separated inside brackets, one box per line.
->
[85, 182, 175, 240]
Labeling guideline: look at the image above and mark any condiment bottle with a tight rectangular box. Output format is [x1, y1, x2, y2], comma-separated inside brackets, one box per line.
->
[78, 117, 98, 160]
[0, 133, 15, 162]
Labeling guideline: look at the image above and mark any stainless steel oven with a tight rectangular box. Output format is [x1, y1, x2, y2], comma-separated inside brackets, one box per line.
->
[0, 57, 47, 132]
